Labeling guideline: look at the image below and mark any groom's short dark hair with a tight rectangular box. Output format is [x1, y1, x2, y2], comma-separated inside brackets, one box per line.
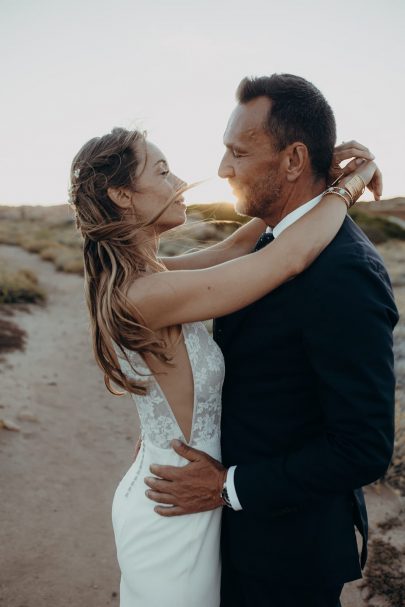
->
[236, 74, 336, 180]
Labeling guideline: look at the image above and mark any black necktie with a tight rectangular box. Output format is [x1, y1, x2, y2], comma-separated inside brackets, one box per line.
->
[254, 231, 274, 251]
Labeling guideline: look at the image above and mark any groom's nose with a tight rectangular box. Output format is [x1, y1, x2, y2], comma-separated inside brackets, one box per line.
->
[218, 155, 235, 179]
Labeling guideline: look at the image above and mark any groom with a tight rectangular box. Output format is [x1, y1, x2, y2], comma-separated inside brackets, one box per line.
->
[146, 74, 399, 606]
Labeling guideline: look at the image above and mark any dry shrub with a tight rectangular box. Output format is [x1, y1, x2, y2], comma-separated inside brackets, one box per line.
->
[56, 256, 84, 274]
[0, 214, 84, 275]
[21, 238, 56, 254]
[360, 538, 405, 607]
[349, 209, 405, 244]
[53, 227, 83, 248]
[0, 221, 23, 246]
[187, 202, 249, 223]
[0, 318, 26, 353]
[0, 267, 46, 304]
[383, 405, 405, 495]
[51, 248, 83, 274]
[39, 243, 64, 261]
[159, 217, 241, 258]
[18, 269, 39, 285]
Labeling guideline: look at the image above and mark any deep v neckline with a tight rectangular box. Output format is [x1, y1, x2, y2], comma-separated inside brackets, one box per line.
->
[151, 323, 197, 446]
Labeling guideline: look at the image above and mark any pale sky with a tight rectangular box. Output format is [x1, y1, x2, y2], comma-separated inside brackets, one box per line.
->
[1, 0, 404, 206]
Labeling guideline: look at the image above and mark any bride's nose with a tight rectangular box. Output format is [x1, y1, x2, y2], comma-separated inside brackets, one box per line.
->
[174, 175, 187, 190]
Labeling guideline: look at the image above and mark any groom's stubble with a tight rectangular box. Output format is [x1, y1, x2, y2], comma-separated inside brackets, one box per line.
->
[234, 160, 284, 222]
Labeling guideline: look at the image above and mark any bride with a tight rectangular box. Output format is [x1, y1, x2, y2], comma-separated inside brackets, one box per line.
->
[69, 127, 379, 607]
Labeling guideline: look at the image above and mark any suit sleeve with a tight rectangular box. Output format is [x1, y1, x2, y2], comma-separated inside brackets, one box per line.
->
[234, 252, 399, 513]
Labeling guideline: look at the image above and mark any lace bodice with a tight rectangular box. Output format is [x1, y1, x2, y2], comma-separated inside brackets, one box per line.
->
[116, 322, 225, 449]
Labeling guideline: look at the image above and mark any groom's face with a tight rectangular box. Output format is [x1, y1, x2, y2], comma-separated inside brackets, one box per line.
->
[218, 97, 283, 221]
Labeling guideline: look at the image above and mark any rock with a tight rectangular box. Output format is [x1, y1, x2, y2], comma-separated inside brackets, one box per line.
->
[17, 409, 38, 422]
[0, 418, 21, 431]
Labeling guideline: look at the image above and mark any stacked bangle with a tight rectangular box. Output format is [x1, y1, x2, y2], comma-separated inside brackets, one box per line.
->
[324, 174, 367, 210]
[344, 174, 366, 202]
[323, 186, 352, 209]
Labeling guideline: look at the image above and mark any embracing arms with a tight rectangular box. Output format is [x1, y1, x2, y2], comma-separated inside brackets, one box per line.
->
[160, 140, 381, 271]
[129, 161, 378, 329]
[129, 192, 348, 328]
[161, 217, 266, 270]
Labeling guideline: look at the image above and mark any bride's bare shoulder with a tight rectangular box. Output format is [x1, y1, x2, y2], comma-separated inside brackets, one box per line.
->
[127, 272, 166, 300]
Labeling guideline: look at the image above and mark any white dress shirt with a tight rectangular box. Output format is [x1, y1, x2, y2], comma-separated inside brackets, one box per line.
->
[225, 192, 324, 510]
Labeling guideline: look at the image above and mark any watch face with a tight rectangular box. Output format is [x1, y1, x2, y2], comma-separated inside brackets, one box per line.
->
[221, 487, 232, 508]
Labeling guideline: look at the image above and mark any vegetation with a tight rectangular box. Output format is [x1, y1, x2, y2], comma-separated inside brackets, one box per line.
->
[0, 317, 26, 355]
[187, 202, 249, 224]
[349, 208, 405, 243]
[0, 203, 404, 276]
[0, 217, 84, 274]
[0, 267, 46, 304]
[381, 405, 405, 497]
[360, 537, 405, 607]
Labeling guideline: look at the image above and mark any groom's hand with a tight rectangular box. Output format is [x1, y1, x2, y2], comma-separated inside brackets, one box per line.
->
[144, 439, 227, 517]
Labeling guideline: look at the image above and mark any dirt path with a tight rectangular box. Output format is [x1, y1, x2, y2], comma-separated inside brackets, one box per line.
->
[0, 245, 139, 606]
[0, 243, 403, 607]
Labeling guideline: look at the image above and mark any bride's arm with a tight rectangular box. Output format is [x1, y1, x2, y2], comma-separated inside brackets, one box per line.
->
[160, 218, 266, 270]
[161, 140, 379, 271]
[129, 161, 378, 330]
[131, 195, 345, 329]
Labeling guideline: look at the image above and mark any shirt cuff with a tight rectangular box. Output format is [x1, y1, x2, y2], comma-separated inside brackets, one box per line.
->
[226, 466, 243, 511]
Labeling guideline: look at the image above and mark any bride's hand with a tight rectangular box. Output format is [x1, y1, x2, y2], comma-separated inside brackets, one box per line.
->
[330, 140, 382, 201]
[339, 159, 382, 202]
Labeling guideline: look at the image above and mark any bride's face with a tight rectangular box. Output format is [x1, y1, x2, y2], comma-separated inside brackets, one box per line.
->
[133, 141, 187, 234]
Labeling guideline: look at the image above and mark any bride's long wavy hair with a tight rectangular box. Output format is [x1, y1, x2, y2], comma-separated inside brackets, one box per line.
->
[69, 127, 186, 396]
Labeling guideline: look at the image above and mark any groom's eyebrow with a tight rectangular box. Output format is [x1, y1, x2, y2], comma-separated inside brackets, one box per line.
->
[154, 159, 168, 167]
[225, 143, 245, 152]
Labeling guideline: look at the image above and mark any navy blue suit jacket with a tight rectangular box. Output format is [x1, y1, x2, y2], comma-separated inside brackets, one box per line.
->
[214, 216, 399, 586]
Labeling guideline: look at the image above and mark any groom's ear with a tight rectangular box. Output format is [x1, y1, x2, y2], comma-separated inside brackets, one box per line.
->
[283, 142, 309, 182]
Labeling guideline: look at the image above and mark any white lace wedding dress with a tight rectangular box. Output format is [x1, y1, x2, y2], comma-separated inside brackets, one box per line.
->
[112, 322, 225, 607]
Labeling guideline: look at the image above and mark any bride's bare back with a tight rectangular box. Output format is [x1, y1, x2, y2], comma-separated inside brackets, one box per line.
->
[143, 326, 195, 443]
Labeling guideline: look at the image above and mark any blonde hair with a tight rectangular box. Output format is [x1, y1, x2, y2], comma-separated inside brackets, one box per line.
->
[69, 127, 184, 396]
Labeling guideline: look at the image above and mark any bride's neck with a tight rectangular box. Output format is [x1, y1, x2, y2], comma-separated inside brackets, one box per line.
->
[137, 226, 162, 275]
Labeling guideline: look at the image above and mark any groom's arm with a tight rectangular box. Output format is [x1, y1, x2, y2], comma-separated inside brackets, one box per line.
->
[233, 250, 399, 512]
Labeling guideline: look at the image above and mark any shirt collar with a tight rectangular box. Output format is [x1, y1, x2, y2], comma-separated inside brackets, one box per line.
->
[270, 193, 324, 239]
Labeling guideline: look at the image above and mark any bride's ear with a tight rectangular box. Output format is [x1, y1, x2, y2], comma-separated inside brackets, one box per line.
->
[107, 186, 133, 209]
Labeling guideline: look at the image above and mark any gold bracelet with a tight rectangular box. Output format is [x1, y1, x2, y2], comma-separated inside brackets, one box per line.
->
[344, 174, 366, 203]
[323, 186, 352, 210]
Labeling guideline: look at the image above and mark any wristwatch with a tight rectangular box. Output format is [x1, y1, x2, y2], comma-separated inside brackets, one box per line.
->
[220, 475, 233, 508]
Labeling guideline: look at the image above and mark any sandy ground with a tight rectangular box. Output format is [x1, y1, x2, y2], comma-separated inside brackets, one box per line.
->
[0, 243, 404, 607]
[0, 245, 139, 606]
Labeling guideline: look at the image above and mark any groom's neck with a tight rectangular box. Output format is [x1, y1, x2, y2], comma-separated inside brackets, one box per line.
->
[265, 177, 327, 229]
